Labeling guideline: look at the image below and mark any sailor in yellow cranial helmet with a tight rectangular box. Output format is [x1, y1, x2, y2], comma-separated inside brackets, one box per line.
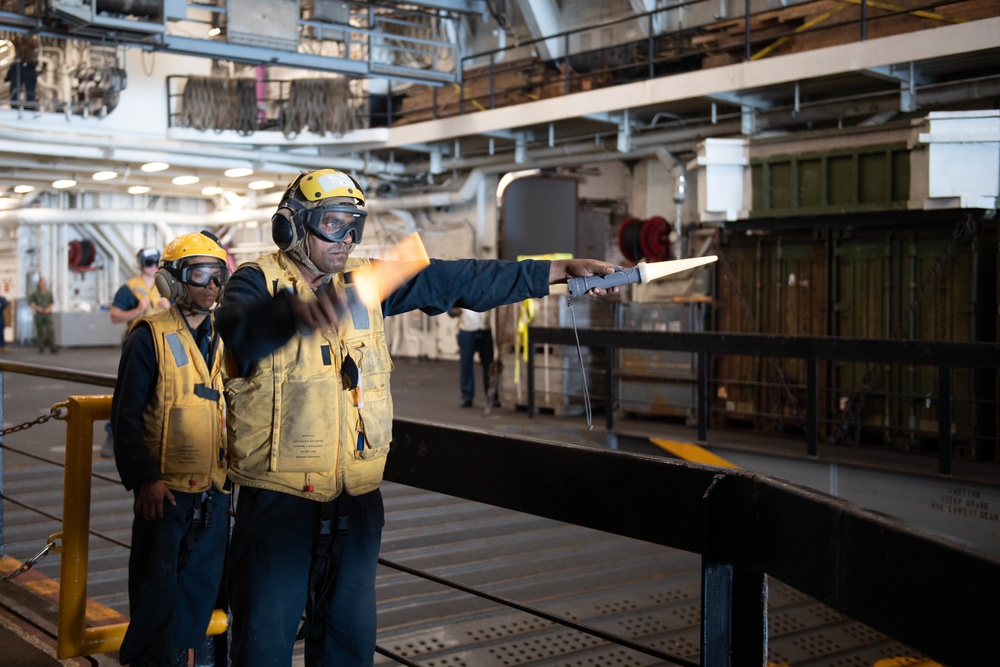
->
[215, 167, 622, 665]
[270, 168, 368, 276]
[111, 230, 231, 665]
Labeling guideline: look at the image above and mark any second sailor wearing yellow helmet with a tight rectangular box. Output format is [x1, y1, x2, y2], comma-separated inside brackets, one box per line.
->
[110, 230, 231, 666]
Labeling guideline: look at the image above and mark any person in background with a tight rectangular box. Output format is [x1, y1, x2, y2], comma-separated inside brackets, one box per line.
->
[0, 291, 8, 352]
[215, 168, 619, 666]
[111, 231, 231, 667]
[448, 307, 497, 408]
[103, 247, 171, 458]
[28, 276, 56, 353]
[111, 247, 171, 326]
[6, 34, 40, 107]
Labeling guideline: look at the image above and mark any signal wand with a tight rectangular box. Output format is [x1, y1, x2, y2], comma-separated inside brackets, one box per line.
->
[566, 255, 718, 297]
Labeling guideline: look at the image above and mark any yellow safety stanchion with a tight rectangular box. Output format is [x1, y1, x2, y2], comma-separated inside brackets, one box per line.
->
[55, 396, 228, 659]
[513, 253, 573, 386]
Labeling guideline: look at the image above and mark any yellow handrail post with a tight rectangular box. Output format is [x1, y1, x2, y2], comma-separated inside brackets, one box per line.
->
[56, 395, 128, 659]
[54, 395, 228, 659]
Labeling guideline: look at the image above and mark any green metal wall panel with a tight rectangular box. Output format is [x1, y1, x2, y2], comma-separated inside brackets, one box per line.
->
[751, 144, 910, 217]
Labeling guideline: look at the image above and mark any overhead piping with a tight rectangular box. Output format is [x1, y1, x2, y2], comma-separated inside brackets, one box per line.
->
[0, 124, 408, 176]
[0, 206, 273, 227]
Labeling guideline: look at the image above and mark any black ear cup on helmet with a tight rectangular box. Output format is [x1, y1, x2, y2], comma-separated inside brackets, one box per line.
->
[154, 268, 182, 303]
[271, 206, 305, 250]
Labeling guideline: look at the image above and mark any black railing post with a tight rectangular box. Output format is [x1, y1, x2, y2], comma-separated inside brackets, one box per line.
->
[697, 350, 710, 444]
[647, 12, 655, 80]
[489, 52, 496, 110]
[745, 0, 752, 61]
[939, 365, 952, 476]
[807, 357, 819, 457]
[732, 564, 768, 663]
[860, 0, 868, 41]
[605, 346, 615, 431]
[527, 332, 536, 418]
[701, 475, 732, 666]
[564, 34, 571, 96]
[387, 80, 393, 129]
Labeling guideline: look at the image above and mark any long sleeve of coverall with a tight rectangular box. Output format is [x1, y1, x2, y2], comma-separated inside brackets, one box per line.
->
[215, 257, 553, 377]
[111, 324, 161, 491]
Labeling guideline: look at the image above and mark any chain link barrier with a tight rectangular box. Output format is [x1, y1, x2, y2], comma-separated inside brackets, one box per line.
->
[0, 535, 61, 587]
[0, 402, 68, 438]
[1, 402, 69, 587]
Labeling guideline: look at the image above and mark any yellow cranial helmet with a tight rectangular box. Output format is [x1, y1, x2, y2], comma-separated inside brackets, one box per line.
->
[293, 168, 366, 205]
[161, 231, 227, 265]
[272, 168, 368, 250]
[155, 231, 229, 312]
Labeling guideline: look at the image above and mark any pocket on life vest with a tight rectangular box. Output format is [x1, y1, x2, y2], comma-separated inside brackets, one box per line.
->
[274, 378, 337, 473]
[224, 377, 272, 471]
[162, 405, 216, 474]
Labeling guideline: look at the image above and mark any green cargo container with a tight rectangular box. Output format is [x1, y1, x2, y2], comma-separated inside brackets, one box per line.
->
[714, 219, 995, 457]
[751, 144, 910, 217]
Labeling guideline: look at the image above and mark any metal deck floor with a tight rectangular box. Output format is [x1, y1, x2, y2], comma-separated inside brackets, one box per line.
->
[0, 344, 956, 665]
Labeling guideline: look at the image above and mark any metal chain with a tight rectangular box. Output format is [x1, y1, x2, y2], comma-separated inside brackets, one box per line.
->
[0, 536, 60, 586]
[0, 403, 67, 438]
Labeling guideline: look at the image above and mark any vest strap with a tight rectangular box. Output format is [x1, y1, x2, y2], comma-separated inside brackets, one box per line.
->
[193, 383, 221, 402]
[178, 490, 215, 571]
[296, 497, 351, 641]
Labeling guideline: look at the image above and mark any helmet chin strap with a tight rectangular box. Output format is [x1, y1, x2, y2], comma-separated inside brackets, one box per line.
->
[288, 237, 325, 277]
[176, 292, 214, 315]
[287, 229, 355, 279]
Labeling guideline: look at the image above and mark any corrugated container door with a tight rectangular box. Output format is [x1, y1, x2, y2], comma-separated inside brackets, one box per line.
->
[757, 236, 830, 435]
[830, 233, 894, 445]
[713, 235, 764, 428]
[831, 227, 981, 453]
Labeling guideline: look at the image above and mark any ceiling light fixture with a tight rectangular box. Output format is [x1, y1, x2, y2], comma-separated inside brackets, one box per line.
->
[141, 162, 170, 173]
[128, 185, 151, 194]
[14, 184, 34, 193]
[172, 175, 200, 185]
[208, 27, 221, 37]
[248, 180, 275, 190]
[202, 186, 224, 196]
[53, 179, 77, 189]
[93, 170, 119, 181]
[224, 167, 254, 178]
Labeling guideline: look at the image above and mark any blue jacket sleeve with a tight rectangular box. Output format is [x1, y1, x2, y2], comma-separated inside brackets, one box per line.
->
[382, 258, 552, 317]
[111, 323, 161, 491]
[111, 284, 139, 311]
[216, 257, 552, 375]
[215, 265, 300, 377]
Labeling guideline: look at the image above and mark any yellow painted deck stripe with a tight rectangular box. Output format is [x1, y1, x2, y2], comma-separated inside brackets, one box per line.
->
[649, 439, 741, 469]
[0, 555, 128, 625]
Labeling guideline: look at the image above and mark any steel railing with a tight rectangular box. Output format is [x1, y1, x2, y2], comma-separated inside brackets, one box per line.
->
[526, 328, 1000, 476]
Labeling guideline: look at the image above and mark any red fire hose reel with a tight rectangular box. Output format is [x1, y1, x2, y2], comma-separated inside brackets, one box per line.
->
[617, 216, 676, 263]
[68, 239, 97, 271]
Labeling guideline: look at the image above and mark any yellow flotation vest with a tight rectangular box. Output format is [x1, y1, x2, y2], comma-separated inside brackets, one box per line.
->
[138, 307, 228, 493]
[223, 251, 393, 501]
[125, 275, 167, 315]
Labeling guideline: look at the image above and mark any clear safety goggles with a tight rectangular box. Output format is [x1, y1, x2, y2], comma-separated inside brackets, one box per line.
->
[177, 262, 230, 288]
[302, 205, 367, 244]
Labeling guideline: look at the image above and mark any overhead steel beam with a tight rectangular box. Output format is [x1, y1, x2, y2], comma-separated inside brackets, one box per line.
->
[401, 0, 488, 14]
